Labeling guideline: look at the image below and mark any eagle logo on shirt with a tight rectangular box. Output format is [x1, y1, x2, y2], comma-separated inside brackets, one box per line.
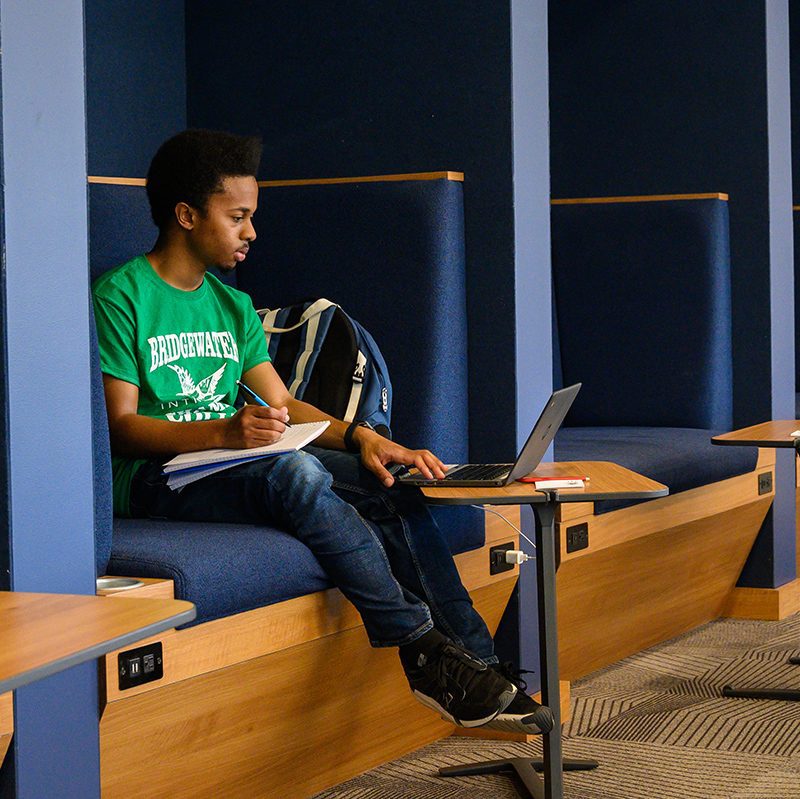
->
[167, 363, 227, 404]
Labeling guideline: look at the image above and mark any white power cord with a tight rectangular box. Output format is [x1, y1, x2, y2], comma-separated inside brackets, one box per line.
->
[470, 504, 536, 564]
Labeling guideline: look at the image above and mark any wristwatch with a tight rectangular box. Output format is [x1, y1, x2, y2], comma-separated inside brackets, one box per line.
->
[344, 420, 375, 453]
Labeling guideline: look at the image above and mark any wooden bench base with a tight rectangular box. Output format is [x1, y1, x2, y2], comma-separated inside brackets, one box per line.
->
[100, 577, 516, 799]
[99, 514, 521, 799]
[556, 450, 775, 681]
[0, 692, 12, 769]
[723, 578, 800, 620]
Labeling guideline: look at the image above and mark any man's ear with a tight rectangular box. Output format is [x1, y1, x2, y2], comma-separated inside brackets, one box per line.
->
[175, 202, 196, 231]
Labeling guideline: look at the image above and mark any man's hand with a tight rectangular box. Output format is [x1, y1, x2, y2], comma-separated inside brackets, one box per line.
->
[354, 427, 447, 487]
[223, 405, 290, 448]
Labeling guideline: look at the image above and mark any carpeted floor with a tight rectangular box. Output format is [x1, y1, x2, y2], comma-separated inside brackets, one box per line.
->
[313, 612, 800, 798]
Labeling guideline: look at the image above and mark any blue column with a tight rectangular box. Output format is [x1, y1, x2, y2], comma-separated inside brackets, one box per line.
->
[739, 0, 796, 589]
[0, 1, 100, 797]
[511, 0, 552, 679]
[767, 0, 796, 587]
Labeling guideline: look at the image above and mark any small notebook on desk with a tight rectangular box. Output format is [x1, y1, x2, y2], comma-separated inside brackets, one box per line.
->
[163, 421, 329, 490]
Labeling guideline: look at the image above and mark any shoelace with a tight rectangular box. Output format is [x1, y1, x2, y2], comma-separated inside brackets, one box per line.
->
[495, 661, 535, 693]
[430, 643, 486, 709]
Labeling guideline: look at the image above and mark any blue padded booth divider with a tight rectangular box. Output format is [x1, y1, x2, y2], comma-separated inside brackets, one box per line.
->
[551, 197, 757, 513]
[88, 177, 482, 624]
[552, 198, 733, 430]
[88, 182, 236, 287]
[237, 179, 469, 462]
[794, 210, 800, 416]
[89, 183, 158, 283]
[90, 308, 113, 577]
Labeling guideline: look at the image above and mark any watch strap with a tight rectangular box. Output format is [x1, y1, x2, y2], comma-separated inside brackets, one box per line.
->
[344, 420, 372, 453]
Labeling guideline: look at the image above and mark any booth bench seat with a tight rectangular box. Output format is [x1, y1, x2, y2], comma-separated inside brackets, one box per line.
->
[550, 194, 773, 680]
[110, 506, 484, 627]
[89, 173, 525, 799]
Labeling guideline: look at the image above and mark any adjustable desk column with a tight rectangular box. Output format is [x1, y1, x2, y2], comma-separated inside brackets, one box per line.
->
[422, 462, 667, 799]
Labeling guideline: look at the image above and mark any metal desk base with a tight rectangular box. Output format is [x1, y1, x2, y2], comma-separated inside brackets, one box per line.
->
[722, 664, 800, 703]
[717, 440, 800, 703]
[440, 501, 598, 799]
[440, 757, 598, 799]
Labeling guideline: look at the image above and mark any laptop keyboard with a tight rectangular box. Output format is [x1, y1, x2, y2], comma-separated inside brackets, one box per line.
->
[447, 464, 512, 481]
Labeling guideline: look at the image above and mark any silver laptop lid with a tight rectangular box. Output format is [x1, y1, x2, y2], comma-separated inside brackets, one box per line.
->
[505, 383, 582, 483]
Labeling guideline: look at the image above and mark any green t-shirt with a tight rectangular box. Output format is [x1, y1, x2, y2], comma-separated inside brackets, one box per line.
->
[92, 255, 271, 516]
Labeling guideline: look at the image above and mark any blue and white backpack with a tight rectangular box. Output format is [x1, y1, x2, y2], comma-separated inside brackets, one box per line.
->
[257, 298, 392, 438]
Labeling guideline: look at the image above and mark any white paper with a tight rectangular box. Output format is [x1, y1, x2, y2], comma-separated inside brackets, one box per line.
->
[533, 479, 585, 490]
[163, 421, 329, 473]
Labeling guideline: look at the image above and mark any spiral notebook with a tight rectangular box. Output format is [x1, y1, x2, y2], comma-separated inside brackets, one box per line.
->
[163, 421, 329, 489]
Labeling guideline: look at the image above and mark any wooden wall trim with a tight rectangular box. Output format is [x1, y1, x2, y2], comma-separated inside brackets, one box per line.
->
[87, 171, 464, 188]
[259, 171, 464, 187]
[87, 176, 146, 185]
[552, 192, 728, 205]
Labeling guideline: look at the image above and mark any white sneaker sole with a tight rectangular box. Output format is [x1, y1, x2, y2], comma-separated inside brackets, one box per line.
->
[483, 705, 555, 735]
[413, 684, 517, 728]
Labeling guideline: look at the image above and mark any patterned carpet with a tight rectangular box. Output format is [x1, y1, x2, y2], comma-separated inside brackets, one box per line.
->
[313, 612, 800, 798]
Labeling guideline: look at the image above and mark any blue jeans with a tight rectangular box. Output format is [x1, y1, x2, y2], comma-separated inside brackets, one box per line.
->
[129, 446, 496, 660]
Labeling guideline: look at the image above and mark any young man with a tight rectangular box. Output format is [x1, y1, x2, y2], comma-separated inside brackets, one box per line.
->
[92, 129, 553, 735]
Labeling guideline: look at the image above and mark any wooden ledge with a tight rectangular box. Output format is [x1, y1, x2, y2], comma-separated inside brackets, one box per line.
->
[552, 192, 728, 205]
[722, 578, 800, 621]
[87, 171, 464, 188]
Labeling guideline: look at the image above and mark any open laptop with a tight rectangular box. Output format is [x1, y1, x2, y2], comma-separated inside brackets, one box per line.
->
[398, 383, 581, 487]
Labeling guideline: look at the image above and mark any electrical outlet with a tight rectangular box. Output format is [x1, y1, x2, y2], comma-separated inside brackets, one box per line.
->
[118, 642, 163, 690]
[566, 523, 589, 553]
[489, 542, 516, 574]
[758, 472, 773, 495]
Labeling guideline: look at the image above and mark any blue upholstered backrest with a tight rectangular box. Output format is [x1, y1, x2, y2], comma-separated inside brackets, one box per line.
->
[89, 182, 157, 283]
[237, 178, 469, 460]
[88, 174, 471, 571]
[89, 302, 114, 577]
[551, 197, 733, 429]
[794, 211, 800, 391]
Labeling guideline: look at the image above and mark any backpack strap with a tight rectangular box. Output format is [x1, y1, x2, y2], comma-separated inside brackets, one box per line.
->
[258, 299, 340, 399]
[288, 304, 335, 397]
[343, 350, 368, 422]
[260, 298, 338, 334]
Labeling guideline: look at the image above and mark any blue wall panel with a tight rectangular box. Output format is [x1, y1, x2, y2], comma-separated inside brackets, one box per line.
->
[549, 1, 795, 589]
[185, 1, 522, 462]
[85, 0, 186, 176]
[550, 2, 777, 427]
[1, 0, 99, 795]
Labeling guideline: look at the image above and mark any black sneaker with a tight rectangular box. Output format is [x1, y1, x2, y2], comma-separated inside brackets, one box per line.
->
[482, 662, 555, 735]
[403, 639, 517, 727]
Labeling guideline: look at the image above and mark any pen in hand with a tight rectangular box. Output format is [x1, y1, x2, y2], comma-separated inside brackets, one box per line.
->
[236, 379, 292, 427]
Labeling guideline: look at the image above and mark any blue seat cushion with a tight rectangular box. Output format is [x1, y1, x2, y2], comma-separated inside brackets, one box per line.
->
[109, 505, 484, 626]
[554, 427, 759, 514]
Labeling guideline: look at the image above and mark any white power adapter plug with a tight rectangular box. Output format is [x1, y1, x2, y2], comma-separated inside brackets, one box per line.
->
[504, 549, 531, 565]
